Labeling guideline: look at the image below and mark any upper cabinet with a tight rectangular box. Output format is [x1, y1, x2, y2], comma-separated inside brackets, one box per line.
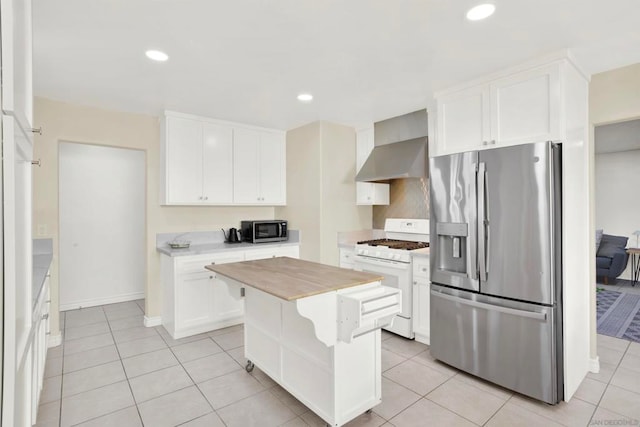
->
[1, 0, 33, 130]
[233, 128, 286, 205]
[162, 116, 233, 204]
[433, 62, 562, 156]
[356, 128, 389, 205]
[160, 112, 286, 206]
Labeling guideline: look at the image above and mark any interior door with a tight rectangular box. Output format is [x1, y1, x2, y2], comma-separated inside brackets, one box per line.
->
[478, 142, 556, 304]
[59, 143, 145, 310]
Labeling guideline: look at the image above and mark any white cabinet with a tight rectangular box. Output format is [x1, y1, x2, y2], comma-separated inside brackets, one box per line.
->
[339, 248, 355, 269]
[1, 0, 33, 130]
[161, 112, 286, 206]
[412, 257, 430, 345]
[433, 62, 562, 156]
[31, 274, 50, 424]
[161, 245, 299, 339]
[356, 128, 389, 205]
[162, 252, 245, 339]
[233, 128, 286, 205]
[161, 115, 233, 205]
[436, 85, 490, 155]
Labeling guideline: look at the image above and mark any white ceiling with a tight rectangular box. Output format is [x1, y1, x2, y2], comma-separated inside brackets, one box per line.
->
[33, 0, 640, 130]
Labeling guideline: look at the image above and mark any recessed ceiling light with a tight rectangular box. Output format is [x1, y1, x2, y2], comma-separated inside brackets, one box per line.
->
[145, 50, 169, 62]
[466, 4, 495, 21]
[297, 93, 313, 102]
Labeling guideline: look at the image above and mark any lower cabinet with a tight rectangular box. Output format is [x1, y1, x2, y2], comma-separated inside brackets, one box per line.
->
[339, 248, 355, 269]
[31, 272, 51, 424]
[412, 257, 430, 345]
[161, 245, 300, 339]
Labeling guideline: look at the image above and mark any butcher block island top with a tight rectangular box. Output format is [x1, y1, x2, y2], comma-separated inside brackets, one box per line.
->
[205, 256, 383, 301]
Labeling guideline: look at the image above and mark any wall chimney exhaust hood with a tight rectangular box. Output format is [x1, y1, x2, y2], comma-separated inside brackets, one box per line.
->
[356, 109, 428, 182]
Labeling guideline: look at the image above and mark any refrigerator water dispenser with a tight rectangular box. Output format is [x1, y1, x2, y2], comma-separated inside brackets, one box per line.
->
[435, 222, 469, 274]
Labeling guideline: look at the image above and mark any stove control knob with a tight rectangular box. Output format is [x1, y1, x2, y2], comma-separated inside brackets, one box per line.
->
[364, 250, 369, 256]
[387, 253, 394, 259]
[375, 251, 381, 257]
[357, 249, 364, 255]
[394, 254, 401, 260]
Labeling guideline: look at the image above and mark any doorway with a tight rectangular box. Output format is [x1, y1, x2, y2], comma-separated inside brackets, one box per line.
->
[594, 118, 640, 344]
[59, 142, 145, 311]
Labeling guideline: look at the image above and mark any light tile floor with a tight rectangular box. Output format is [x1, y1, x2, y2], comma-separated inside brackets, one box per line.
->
[36, 300, 640, 427]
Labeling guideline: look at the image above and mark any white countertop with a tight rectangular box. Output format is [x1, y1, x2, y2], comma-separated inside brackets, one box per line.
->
[156, 230, 300, 257]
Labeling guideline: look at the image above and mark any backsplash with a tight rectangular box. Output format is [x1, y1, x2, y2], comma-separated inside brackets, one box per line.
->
[373, 178, 429, 229]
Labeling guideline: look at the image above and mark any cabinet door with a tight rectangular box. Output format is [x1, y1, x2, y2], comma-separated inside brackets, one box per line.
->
[232, 128, 260, 203]
[355, 128, 389, 205]
[259, 132, 285, 204]
[202, 123, 233, 203]
[176, 273, 215, 329]
[1, 0, 33, 128]
[412, 258, 430, 343]
[490, 64, 560, 146]
[166, 117, 203, 203]
[211, 254, 245, 322]
[437, 85, 490, 155]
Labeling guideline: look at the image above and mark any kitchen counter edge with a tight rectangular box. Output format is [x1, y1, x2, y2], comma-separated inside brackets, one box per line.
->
[157, 239, 300, 257]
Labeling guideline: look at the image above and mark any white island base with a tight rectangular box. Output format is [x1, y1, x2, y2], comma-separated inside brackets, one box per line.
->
[207, 257, 401, 427]
[243, 284, 385, 427]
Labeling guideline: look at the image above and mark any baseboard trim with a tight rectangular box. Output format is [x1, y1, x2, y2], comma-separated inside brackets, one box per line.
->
[48, 333, 62, 348]
[60, 292, 145, 312]
[144, 316, 162, 327]
[589, 356, 600, 373]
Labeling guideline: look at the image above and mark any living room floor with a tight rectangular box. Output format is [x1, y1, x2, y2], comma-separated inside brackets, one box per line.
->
[35, 301, 640, 427]
[597, 278, 640, 295]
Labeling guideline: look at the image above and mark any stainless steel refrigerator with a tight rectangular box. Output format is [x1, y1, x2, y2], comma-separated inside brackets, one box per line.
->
[429, 141, 563, 404]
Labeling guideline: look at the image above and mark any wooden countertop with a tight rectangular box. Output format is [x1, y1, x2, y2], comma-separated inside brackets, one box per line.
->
[205, 257, 384, 301]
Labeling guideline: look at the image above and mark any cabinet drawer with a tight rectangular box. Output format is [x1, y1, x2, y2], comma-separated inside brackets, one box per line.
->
[176, 252, 244, 275]
[413, 259, 430, 279]
[339, 249, 355, 265]
[338, 285, 401, 343]
[244, 245, 299, 260]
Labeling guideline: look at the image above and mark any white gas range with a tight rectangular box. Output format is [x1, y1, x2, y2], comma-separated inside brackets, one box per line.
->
[353, 218, 429, 339]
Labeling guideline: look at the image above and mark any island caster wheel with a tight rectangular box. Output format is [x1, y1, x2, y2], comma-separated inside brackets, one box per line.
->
[365, 409, 373, 414]
[245, 360, 255, 373]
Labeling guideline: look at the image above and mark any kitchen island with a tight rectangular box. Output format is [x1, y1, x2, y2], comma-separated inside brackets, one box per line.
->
[206, 257, 400, 427]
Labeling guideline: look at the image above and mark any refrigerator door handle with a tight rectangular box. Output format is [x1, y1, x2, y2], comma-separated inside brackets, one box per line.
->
[433, 291, 548, 321]
[478, 162, 488, 281]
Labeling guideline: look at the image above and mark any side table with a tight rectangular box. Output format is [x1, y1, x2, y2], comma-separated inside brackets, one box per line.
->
[627, 248, 640, 287]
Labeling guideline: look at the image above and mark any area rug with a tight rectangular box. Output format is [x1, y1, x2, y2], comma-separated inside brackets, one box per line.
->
[596, 289, 640, 344]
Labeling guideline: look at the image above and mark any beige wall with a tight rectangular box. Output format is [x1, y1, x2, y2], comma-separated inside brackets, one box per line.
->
[276, 121, 372, 265]
[33, 97, 275, 335]
[275, 122, 322, 262]
[590, 63, 640, 125]
[588, 62, 640, 360]
[320, 122, 373, 265]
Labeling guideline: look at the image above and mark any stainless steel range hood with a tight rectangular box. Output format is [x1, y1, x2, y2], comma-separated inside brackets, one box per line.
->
[356, 109, 428, 182]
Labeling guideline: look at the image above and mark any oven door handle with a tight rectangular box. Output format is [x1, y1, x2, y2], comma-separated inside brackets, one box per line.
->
[354, 256, 410, 270]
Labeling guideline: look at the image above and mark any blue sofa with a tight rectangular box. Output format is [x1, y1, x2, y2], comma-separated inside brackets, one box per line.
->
[596, 234, 629, 284]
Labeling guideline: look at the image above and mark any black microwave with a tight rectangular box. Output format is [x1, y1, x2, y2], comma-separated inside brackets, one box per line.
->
[241, 220, 288, 243]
